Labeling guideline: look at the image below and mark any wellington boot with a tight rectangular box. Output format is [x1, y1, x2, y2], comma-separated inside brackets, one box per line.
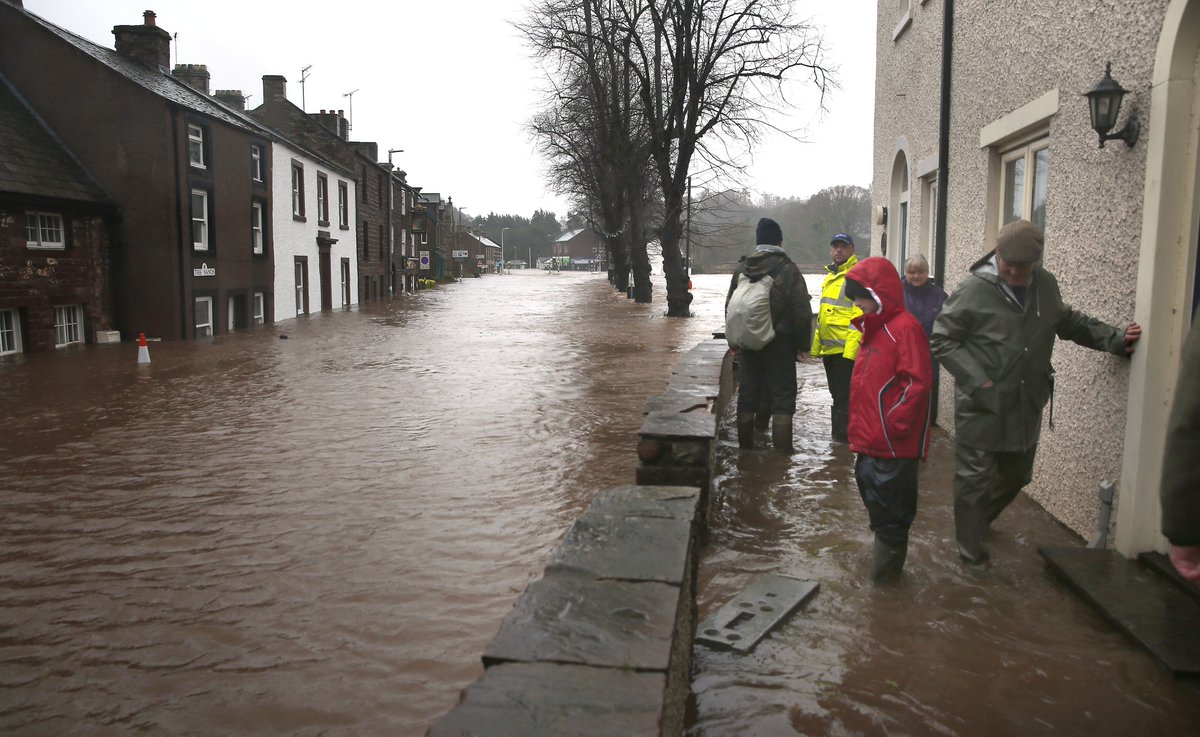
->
[754, 411, 771, 430]
[870, 537, 908, 582]
[771, 414, 793, 451]
[737, 412, 756, 449]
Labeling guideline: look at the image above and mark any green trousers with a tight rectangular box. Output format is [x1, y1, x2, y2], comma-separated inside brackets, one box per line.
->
[953, 444, 1037, 563]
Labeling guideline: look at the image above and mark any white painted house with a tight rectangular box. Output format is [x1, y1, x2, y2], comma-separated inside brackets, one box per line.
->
[271, 141, 357, 319]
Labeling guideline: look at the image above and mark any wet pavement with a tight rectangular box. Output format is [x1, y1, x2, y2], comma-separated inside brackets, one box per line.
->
[2, 270, 1197, 736]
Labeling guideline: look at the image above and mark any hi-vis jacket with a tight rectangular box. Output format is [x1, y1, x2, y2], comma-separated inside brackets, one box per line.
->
[811, 254, 863, 359]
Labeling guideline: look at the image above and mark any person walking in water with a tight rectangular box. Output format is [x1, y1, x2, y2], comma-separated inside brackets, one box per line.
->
[725, 218, 813, 450]
[812, 233, 862, 443]
[844, 257, 932, 581]
[931, 220, 1141, 565]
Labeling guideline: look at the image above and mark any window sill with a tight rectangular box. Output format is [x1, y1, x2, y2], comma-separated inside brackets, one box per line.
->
[190, 163, 207, 170]
[293, 214, 307, 223]
[27, 243, 66, 251]
[318, 220, 331, 228]
[193, 246, 210, 252]
[339, 224, 350, 231]
[892, 10, 912, 41]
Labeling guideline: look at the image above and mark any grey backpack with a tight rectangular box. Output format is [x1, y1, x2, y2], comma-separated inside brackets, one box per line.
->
[725, 271, 777, 350]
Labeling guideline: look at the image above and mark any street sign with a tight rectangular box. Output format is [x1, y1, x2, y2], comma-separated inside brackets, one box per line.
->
[419, 251, 430, 270]
[452, 249, 468, 258]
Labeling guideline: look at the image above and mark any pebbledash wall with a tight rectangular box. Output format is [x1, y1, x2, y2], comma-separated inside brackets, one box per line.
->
[270, 141, 358, 321]
[871, 0, 1200, 555]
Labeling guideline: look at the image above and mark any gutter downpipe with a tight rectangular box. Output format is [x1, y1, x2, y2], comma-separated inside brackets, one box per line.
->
[934, 0, 954, 286]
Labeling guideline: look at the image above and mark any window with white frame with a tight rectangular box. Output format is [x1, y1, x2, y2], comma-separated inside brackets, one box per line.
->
[0, 308, 21, 355]
[341, 258, 351, 306]
[253, 292, 265, 324]
[1000, 137, 1050, 231]
[54, 304, 81, 347]
[251, 144, 263, 182]
[26, 211, 65, 249]
[420, 230, 428, 245]
[251, 201, 265, 254]
[227, 296, 236, 332]
[922, 175, 939, 271]
[338, 181, 349, 228]
[291, 163, 305, 218]
[317, 173, 330, 225]
[194, 296, 213, 337]
[889, 151, 910, 267]
[191, 190, 209, 250]
[188, 124, 206, 168]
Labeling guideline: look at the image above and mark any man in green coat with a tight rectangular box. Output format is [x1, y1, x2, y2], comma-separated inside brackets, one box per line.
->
[931, 220, 1141, 564]
[1162, 317, 1200, 582]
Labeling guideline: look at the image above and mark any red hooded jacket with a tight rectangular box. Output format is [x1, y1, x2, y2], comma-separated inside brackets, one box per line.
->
[846, 257, 933, 459]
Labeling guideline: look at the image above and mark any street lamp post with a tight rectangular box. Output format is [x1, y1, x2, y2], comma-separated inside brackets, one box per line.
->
[501, 227, 511, 274]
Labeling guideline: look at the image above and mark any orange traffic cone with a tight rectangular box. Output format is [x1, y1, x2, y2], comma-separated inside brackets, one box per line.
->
[137, 332, 151, 364]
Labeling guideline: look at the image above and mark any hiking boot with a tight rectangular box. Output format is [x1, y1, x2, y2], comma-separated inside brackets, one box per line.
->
[737, 412, 756, 449]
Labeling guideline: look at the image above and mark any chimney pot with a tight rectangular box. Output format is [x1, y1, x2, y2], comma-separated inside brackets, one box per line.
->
[144, 10, 156, 25]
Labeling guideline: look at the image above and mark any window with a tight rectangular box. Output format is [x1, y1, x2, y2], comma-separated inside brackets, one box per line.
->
[188, 124, 205, 168]
[317, 173, 330, 225]
[341, 258, 351, 306]
[1000, 138, 1050, 231]
[294, 257, 309, 315]
[889, 151, 910, 267]
[291, 163, 306, 219]
[251, 201, 265, 254]
[922, 175, 939, 273]
[194, 296, 213, 337]
[420, 230, 428, 245]
[338, 181, 349, 228]
[26, 211, 65, 249]
[362, 220, 369, 260]
[54, 305, 81, 347]
[253, 292, 265, 324]
[251, 144, 263, 182]
[0, 308, 21, 355]
[191, 190, 209, 251]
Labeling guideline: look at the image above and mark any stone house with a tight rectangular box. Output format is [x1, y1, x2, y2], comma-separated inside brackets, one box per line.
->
[0, 3, 278, 341]
[871, 0, 1199, 555]
[552, 228, 604, 270]
[0, 74, 115, 354]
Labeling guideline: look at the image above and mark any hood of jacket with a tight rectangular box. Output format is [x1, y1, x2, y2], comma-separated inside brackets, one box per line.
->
[743, 246, 789, 279]
[847, 257, 905, 329]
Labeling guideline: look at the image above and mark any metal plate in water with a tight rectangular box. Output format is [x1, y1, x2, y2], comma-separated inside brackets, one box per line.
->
[695, 573, 819, 653]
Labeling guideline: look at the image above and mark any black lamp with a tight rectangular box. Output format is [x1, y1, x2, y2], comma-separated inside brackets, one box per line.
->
[1084, 62, 1140, 148]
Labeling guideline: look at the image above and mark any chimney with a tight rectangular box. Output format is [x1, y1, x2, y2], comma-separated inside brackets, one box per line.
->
[113, 10, 171, 71]
[262, 75, 288, 104]
[214, 89, 246, 111]
[311, 109, 350, 141]
[172, 64, 210, 95]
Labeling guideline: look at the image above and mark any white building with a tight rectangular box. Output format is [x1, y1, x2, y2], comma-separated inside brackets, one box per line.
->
[271, 141, 357, 319]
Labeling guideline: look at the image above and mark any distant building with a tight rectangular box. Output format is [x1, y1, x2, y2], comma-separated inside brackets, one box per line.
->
[552, 229, 604, 271]
[0, 74, 115, 354]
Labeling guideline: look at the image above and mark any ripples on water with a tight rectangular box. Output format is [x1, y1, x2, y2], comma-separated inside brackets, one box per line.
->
[0, 271, 730, 737]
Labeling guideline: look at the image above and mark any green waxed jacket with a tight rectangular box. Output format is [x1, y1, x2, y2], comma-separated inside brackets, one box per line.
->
[1162, 318, 1200, 546]
[930, 253, 1126, 452]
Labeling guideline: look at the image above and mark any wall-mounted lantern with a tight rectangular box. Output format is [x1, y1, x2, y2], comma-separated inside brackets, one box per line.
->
[1083, 62, 1140, 148]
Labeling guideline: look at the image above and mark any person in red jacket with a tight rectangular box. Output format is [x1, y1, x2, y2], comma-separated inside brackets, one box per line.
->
[843, 257, 933, 581]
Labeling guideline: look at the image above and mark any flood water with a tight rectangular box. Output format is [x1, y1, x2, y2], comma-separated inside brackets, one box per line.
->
[2, 270, 1197, 736]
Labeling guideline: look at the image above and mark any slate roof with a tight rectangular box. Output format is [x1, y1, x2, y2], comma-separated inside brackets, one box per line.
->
[0, 73, 108, 204]
[19, 6, 274, 137]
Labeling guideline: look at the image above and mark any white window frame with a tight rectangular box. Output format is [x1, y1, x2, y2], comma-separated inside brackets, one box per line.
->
[227, 296, 236, 332]
[294, 258, 307, 315]
[188, 124, 206, 169]
[26, 211, 65, 250]
[194, 296, 213, 337]
[341, 258, 351, 306]
[922, 175, 939, 273]
[251, 201, 265, 254]
[191, 190, 209, 251]
[253, 292, 265, 325]
[338, 181, 349, 228]
[420, 230, 428, 245]
[317, 173, 330, 224]
[54, 304, 81, 347]
[251, 144, 263, 182]
[291, 163, 305, 218]
[999, 136, 1051, 231]
[0, 308, 22, 355]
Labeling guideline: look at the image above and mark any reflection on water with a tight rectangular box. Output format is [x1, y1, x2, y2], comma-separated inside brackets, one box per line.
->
[0, 271, 730, 737]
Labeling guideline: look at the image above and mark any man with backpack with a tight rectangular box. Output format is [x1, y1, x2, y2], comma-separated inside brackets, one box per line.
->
[725, 218, 813, 450]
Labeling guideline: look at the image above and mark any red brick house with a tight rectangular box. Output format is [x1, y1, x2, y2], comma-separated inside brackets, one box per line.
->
[0, 74, 115, 354]
[551, 228, 605, 270]
[0, 4, 277, 340]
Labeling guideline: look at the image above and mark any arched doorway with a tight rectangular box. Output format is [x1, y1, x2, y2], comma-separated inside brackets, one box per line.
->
[1115, 0, 1200, 555]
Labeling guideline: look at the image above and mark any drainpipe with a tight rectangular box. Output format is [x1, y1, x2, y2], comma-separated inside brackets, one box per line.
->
[934, 0, 954, 285]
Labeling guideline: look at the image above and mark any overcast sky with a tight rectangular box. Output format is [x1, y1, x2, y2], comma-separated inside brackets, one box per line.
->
[29, 0, 876, 220]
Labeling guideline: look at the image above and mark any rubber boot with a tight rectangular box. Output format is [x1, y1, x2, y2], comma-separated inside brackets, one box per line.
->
[771, 414, 793, 451]
[870, 537, 908, 582]
[831, 407, 850, 444]
[754, 411, 771, 430]
[737, 412, 756, 449]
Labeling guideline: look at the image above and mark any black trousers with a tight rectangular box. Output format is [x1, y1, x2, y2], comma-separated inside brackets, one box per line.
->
[822, 354, 855, 442]
[855, 454, 919, 547]
[737, 336, 798, 416]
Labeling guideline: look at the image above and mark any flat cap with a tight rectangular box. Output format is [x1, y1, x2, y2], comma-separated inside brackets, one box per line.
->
[995, 220, 1044, 264]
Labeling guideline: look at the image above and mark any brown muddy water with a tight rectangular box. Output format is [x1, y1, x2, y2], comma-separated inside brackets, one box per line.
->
[1, 270, 1197, 736]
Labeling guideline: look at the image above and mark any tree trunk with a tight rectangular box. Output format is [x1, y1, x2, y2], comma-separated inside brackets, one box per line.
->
[659, 199, 692, 316]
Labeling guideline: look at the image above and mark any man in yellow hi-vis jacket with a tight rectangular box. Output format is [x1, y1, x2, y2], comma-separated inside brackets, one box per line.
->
[811, 233, 862, 442]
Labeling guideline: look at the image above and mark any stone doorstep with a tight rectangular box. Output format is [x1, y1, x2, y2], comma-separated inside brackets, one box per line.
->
[426, 662, 665, 737]
[1039, 547, 1200, 677]
[482, 569, 681, 670]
